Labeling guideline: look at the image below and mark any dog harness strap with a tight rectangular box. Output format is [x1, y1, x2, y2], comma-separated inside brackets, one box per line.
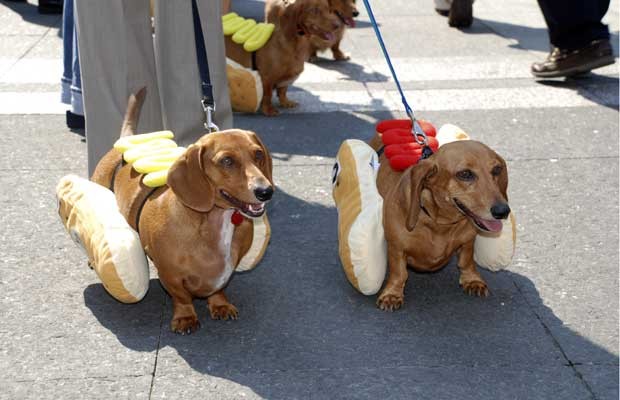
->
[109, 159, 125, 193]
[251, 50, 258, 71]
[361, 0, 431, 151]
[375, 145, 385, 158]
[191, 0, 218, 132]
[134, 187, 158, 235]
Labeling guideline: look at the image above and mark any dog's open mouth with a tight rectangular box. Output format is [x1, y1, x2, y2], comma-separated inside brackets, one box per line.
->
[309, 25, 336, 41]
[336, 11, 356, 27]
[220, 190, 266, 218]
[453, 198, 503, 233]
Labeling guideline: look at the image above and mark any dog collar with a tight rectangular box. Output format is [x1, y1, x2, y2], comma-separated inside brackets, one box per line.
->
[231, 210, 245, 225]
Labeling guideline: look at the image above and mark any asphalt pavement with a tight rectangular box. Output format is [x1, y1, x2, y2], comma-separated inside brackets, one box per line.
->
[0, 0, 618, 399]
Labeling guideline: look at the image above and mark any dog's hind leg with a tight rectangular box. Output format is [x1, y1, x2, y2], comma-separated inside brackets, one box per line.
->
[457, 241, 489, 297]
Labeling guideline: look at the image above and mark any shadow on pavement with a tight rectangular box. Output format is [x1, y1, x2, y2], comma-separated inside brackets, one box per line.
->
[83, 188, 619, 399]
[535, 74, 620, 111]
[310, 57, 389, 83]
[1, 0, 61, 28]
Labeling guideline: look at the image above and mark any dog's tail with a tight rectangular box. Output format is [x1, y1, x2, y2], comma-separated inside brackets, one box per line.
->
[120, 87, 147, 137]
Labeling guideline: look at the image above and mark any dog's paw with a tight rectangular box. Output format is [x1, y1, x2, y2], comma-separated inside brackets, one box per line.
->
[332, 51, 350, 61]
[376, 292, 404, 312]
[279, 99, 298, 109]
[171, 315, 201, 335]
[209, 303, 239, 321]
[461, 280, 489, 297]
[262, 106, 280, 117]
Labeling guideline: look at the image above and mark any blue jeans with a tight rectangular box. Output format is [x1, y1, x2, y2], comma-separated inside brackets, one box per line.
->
[61, 0, 83, 115]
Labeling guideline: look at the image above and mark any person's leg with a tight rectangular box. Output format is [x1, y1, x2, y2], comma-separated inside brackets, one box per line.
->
[153, 0, 233, 147]
[74, 0, 163, 175]
[61, 0, 73, 106]
[537, 0, 610, 50]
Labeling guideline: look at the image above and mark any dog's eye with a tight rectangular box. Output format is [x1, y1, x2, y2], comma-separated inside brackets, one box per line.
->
[220, 156, 234, 168]
[491, 165, 502, 176]
[255, 150, 264, 162]
[456, 169, 476, 181]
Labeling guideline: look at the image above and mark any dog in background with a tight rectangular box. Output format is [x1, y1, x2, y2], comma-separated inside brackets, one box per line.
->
[372, 139, 510, 311]
[226, 0, 341, 116]
[309, 0, 358, 61]
[92, 89, 274, 334]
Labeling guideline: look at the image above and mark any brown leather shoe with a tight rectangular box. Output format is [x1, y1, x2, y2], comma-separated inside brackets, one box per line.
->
[531, 39, 615, 78]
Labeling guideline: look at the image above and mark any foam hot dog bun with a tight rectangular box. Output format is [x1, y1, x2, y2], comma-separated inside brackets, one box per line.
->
[332, 140, 386, 295]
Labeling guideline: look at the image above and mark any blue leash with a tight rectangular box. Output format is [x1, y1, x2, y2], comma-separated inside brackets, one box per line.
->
[361, 0, 431, 152]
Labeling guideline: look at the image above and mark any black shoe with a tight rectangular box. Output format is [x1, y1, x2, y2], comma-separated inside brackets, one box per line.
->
[448, 0, 473, 28]
[38, 0, 63, 14]
[66, 111, 85, 130]
[531, 39, 615, 78]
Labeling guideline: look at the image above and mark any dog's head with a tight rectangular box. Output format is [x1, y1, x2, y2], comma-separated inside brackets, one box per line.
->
[329, 0, 358, 27]
[281, 0, 342, 41]
[404, 140, 510, 233]
[167, 129, 274, 218]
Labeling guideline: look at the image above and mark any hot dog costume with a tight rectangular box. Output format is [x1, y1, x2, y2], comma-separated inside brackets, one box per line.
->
[332, 121, 516, 295]
[56, 132, 271, 303]
[222, 13, 275, 113]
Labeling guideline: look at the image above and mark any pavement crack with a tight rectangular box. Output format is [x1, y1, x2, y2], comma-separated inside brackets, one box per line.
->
[511, 280, 599, 400]
[148, 293, 166, 399]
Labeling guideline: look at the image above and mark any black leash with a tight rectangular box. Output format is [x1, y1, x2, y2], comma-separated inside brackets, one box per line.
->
[191, 0, 218, 132]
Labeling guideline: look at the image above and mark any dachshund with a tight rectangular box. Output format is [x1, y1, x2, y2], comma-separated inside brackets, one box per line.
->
[309, 0, 358, 61]
[372, 139, 510, 311]
[92, 89, 274, 334]
[226, 0, 341, 116]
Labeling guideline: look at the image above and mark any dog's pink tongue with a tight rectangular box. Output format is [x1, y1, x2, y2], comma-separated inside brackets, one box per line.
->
[345, 17, 356, 27]
[323, 32, 335, 41]
[481, 218, 503, 233]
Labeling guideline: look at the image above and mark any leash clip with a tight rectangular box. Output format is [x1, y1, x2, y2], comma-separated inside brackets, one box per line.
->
[201, 98, 219, 133]
[408, 109, 427, 146]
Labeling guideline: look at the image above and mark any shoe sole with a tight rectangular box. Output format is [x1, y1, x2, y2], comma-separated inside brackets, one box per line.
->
[532, 55, 615, 78]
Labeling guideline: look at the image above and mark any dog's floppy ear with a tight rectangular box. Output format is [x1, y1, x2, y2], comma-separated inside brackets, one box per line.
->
[167, 144, 215, 212]
[281, 0, 305, 36]
[496, 156, 509, 201]
[406, 160, 437, 231]
[246, 131, 273, 185]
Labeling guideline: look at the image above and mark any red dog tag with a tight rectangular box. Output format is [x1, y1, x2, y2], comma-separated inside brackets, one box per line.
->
[231, 210, 244, 226]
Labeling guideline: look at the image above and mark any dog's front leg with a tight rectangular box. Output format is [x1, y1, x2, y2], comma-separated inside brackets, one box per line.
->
[168, 287, 201, 335]
[377, 244, 408, 311]
[261, 80, 279, 116]
[207, 290, 239, 320]
[331, 40, 349, 61]
[457, 241, 489, 297]
[277, 86, 298, 109]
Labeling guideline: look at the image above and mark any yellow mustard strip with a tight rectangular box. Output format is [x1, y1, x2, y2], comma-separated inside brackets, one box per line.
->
[222, 13, 274, 52]
[113, 130, 174, 152]
[123, 138, 177, 163]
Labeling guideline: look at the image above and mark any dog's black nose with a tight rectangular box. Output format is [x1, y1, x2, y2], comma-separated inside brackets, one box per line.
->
[254, 186, 274, 202]
[491, 202, 511, 219]
[352, 10, 359, 17]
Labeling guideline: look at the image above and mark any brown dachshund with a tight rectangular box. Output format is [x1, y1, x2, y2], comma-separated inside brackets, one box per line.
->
[92, 89, 274, 334]
[309, 0, 358, 61]
[372, 139, 510, 311]
[226, 0, 341, 116]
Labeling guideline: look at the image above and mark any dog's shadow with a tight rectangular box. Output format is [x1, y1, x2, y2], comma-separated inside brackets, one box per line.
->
[83, 189, 618, 398]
